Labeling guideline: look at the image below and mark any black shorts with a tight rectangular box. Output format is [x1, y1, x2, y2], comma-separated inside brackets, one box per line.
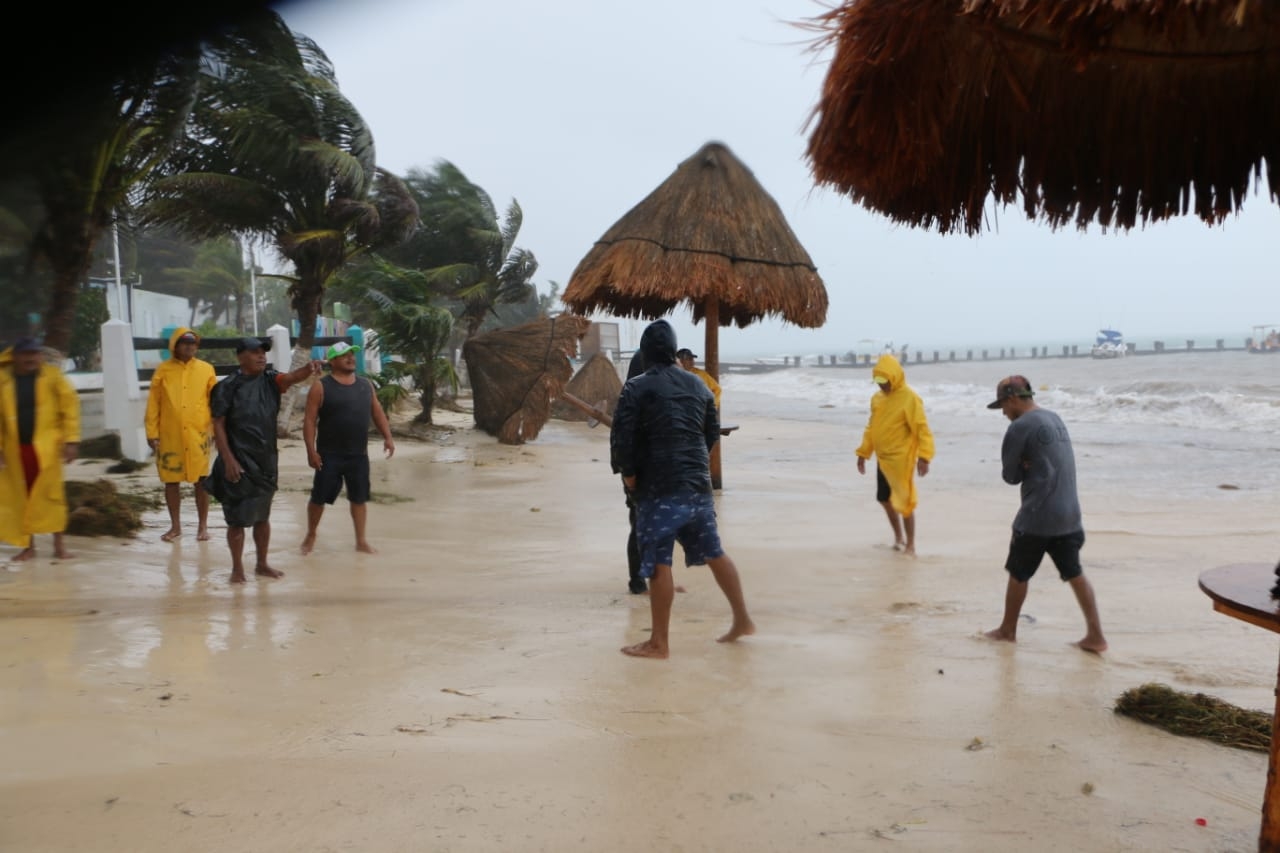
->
[222, 494, 274, 528]
[309, 453, 371, 505]
[875, 466, 891, 503]
[1005, 529, 1085, 583]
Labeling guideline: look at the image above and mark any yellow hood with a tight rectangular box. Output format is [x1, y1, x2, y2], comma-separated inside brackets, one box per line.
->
[168, 326, 199, 351]
[872, 354, 906, 391]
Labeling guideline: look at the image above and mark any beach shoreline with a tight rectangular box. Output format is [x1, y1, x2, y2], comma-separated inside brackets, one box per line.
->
[2, 398, 1278, 852]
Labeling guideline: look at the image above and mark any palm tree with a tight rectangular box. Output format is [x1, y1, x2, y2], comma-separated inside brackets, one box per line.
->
[167, 237, 249, 327]
[389, 161, 537, 340]
[330, 255, 455, 424]
[141, 19, 418, 360]
[0, 40, 204, 353]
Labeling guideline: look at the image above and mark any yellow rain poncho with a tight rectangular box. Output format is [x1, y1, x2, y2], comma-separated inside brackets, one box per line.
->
[856, 354, 934, 517]
[144, 327, 217, 484]
[0, 347, 81, 548]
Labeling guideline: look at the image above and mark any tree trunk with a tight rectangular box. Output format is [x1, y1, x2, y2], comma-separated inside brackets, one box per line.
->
[277, 271, 324, 436]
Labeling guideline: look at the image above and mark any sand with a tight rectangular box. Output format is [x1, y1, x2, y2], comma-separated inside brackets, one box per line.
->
[2, 403, 1278, 852]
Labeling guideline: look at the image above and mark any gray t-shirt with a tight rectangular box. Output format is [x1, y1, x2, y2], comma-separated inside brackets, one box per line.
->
[1001, 407, 1082, 536]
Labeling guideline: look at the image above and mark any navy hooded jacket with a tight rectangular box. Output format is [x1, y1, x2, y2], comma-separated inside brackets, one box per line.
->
[610, 320, 720, 498]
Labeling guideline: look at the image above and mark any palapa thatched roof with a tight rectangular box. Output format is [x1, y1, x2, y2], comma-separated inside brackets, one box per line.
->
[551, 353, 623, 423]
[563, 141, 827, 329]
[462, 314, 590, 445]
[804, 0, 1280, 234]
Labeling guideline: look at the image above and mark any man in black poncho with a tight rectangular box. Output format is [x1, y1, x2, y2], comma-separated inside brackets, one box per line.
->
[610, 320, 754, 659]
[205, 337, 321, 584]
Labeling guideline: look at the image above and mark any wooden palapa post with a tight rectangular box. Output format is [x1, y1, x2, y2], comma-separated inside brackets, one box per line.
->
[704, 298, 724, 490]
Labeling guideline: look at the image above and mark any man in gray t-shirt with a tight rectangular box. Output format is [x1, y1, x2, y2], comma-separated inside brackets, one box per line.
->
[983, 376, 1107, 654]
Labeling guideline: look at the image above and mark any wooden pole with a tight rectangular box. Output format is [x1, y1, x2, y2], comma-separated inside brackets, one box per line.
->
[704, 299, 723, 490]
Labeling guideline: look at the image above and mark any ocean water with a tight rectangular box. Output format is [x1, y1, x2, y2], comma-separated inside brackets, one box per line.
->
[719, 350, 1280, 497]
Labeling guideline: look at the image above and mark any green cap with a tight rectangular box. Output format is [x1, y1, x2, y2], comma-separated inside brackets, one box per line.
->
[326, 341, 361, 360]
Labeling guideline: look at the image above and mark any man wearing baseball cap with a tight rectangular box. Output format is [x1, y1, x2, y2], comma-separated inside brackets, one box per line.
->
[985, 375, 1107, 653]
[676, 348, 721, 410]
[0, 336, 80, 562]
[145, 327, 217, 542]
[299, 339, 394, 555]
[204, 337, 322, 583]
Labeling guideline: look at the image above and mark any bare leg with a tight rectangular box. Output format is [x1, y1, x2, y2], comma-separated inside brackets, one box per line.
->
[984, 575, 1028, 642]
[351, 502, 376, 553]
[161, 482, 182, 541]
[195, 481, 210, 540]
[902, 513, 917, 557]
[1068, 574, 1108, 653]
[228, 526, 247, 583]
[300, 502, 324, 555]
[707, 552, 755, 642]
[253, 521, 282, 578]
[52, 532, 72, 559]
[622, 564, 674, 658]
[880, 500, 905, 549]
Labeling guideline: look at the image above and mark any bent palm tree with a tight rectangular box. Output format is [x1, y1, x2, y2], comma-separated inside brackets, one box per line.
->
[141, 17, 418, 357]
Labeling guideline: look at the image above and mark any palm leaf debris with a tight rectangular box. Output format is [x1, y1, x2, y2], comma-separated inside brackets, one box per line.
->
[1114, 683, 1272, 753]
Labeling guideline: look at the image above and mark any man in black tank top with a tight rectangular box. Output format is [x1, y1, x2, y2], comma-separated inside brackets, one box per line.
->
[300, 342, 395, 555]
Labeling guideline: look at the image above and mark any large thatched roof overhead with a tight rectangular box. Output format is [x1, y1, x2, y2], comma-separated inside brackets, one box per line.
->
[563, 141, 827, 329]
[804, 0, 1280, 234]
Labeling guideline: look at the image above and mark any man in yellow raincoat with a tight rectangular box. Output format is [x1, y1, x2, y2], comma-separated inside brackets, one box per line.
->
[856, 353, 934, 556]
[145, 327, 217, 542]
[0, 337, 80, 562]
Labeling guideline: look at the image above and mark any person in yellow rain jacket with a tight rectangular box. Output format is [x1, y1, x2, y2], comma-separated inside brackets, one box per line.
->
[0, 337, 80, 562]
[855, 353, 934, 556]
[145, 327, 218, 542]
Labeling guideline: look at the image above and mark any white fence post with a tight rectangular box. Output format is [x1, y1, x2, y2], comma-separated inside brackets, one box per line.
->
[266, 324, 291, 371]
[99, 319, 150, 462]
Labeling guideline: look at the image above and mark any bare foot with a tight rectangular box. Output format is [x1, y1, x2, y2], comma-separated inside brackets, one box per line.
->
[640, 585, 688, 595]
[255, 566, 284, 579]
[53, 548, 73, 560]
[892, 541, 905, 552]
[196, 528, 210, 541]
[160, 528, 181, 542]
[902, 545, 917, 557]
[717, 619, 756, 643]
[230, 570, 247, 584]
[1076, 637, 1108, 654]
[983, 628, 1016, 643]
[299, 535, 315, 555]
[355, 541, 378, 554]
[10, 547, 36, 563]
[621, 640, 669, 659]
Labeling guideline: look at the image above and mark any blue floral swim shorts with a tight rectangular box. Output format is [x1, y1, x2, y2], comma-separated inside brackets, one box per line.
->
[634, 489, 724, 579]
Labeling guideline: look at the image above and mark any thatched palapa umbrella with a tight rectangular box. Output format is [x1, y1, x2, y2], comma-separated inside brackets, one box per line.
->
[462, 314, 590, 445]
[551, 353, 623, 424]
[563, 141, 827, 488]
[803, 0, 1280, 235]
[563, 141, 828, 379]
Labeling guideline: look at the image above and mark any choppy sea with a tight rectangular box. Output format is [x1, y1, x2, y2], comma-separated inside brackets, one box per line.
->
[719, 350, 1280, 496]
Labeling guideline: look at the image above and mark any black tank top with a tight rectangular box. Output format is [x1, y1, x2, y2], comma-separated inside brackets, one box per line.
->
[316, 374, 373, 455]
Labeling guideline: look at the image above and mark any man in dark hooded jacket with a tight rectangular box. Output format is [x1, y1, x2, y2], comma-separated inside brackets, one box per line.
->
[610, 320, 754, 658]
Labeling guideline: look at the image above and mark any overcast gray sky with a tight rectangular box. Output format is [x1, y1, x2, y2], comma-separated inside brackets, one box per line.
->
[277, 0, 1280, 359]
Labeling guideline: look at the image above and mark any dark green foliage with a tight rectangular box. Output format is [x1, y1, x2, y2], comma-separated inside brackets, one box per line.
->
[69, 285, 111, 369]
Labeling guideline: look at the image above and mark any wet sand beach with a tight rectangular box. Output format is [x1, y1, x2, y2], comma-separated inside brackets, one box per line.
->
[3, 401, 1279, 852]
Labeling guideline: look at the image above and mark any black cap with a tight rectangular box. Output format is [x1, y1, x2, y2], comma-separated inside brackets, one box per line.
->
[235, 336, 272, 354]
[676, 348, 697, 359]
[987, 375, 1034, 409]
[11, 336, 42, 352]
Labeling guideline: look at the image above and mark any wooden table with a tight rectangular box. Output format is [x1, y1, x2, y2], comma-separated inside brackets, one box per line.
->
[1199, 563, 1280, 852]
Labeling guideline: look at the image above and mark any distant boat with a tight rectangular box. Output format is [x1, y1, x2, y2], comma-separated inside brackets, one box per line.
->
[1091, 329, 1126, 359]
[1247, 324, 1280, 353]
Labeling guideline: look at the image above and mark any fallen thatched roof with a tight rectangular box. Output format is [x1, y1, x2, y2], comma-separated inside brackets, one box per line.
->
[1115, 682, 1272, 752]
[563, 141, 827, 329]
[551, 353, 623, 422]
[803, 0, 1280, 234]
[461, 314, 590, 445]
